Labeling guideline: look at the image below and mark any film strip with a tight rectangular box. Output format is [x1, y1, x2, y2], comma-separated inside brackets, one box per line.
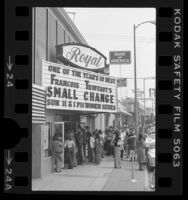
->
[3, 0, 183, 196]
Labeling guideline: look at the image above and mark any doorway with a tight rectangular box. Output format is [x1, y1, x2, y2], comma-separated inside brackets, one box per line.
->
[54, 122, 78, 168]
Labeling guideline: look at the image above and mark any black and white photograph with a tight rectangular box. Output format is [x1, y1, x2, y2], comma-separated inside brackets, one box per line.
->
[32, 7, 156, 191]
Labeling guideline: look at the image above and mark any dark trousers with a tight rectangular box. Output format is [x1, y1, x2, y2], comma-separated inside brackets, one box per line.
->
[105, 141, 111, 155]
[83, 143, 86, 157]
[91, 148, 95, 163]
[145, 147, 149, 159]
[101, 145, 104, 158]
[67, 148, 74, 169]
[120, 150, 124, 159]
[77, 143, 84, 164]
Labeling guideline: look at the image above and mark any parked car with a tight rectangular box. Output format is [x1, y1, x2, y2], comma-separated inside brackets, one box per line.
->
[148, 133, 155, 141]
[149, 126, 155, 134]
[145, 135, 154, 147]
[146, 140, 155, 171]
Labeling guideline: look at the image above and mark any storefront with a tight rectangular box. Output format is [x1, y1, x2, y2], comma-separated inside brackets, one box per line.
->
[32, 7, 117, 178]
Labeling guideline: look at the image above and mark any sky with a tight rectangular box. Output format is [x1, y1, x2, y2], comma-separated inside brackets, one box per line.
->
[64, 8, 156, 108]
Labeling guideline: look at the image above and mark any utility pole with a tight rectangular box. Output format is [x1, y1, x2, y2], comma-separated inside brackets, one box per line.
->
[143, 78, 146, 126]
[133, 24, 138, 136]
[133, 20, 155, 136]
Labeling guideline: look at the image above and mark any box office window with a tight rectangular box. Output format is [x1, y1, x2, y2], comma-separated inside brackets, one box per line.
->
[44, 122, 52, 157]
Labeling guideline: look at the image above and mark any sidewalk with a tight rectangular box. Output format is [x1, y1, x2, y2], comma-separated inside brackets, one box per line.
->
[102, 158, 151, 191]
[32, 157, 152, 191]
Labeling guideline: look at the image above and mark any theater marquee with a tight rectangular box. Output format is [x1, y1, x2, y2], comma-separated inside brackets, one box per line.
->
[56, 43, 107, 70]
[42, 60, 117, 112]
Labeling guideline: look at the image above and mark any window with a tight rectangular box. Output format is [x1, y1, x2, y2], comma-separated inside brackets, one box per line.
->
[44, 122, 52, 157]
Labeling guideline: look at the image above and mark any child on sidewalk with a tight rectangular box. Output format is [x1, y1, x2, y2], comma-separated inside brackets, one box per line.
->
[64, 133, 75, 169]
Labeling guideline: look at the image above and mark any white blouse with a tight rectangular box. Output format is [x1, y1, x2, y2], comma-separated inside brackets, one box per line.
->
[90, 137, 95, 148]
[64, 140, 75, 148]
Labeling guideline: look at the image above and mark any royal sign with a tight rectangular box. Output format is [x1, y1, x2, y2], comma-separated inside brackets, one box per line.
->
[56, 43, 107, 70]
[109, 51, 131, 64]
[42, 60, 117, 113]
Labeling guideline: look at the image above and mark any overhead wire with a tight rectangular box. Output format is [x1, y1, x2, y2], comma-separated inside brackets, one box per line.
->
[82, 32, 155, 43]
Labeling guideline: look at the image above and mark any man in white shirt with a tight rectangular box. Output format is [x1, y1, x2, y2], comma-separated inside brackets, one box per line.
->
[90, 133, 95, 163]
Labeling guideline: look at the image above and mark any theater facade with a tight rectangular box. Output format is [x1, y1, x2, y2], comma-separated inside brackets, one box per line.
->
[32, 7, 117, 178]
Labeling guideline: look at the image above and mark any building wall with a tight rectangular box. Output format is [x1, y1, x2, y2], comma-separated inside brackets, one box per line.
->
[32, 7, 87, 178]
[32, 7, 115, 178]
[108, 114, 115, 127]
[32, 123, 54, 178]
[32, 124, 42, 178]
[33, 7, 82, 85]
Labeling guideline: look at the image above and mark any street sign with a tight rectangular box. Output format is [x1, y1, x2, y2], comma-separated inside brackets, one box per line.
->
[132, 89, 144, 98]
[117, 78, 127, 87]
[109, 51, 131, 64]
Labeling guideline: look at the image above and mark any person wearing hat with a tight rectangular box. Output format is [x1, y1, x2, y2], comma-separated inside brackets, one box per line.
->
[75, 126, 84, 165]
[52, 134, 64, 172]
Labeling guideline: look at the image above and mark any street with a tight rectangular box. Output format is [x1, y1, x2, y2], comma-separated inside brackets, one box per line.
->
[32, 156, 154, 191]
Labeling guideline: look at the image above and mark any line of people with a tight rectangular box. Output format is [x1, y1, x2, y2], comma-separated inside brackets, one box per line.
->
[52, 123, 155, 172]
[104, 123, 155, 170]
[52, 126, 105, 172]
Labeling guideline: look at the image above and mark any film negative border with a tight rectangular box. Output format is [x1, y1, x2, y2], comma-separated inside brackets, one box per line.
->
[4, 0, 183, 195]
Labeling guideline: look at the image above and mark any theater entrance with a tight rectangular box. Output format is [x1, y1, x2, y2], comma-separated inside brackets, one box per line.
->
[54, 121, 78, 168]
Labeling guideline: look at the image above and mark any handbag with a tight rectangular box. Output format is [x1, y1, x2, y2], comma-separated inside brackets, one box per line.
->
[56, 142, 63, 153]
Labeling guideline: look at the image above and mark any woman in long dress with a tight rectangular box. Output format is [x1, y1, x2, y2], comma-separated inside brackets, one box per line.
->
[71, 131, 77, 167]
[136, 133, 145, 170]
[112, 131, 122, 168]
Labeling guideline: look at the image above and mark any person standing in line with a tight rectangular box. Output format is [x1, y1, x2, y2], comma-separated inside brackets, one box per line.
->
[75, 126, 84, 165]
[119, 128, 125, 160]
[111, 130, 116, 157]
[143, 131, 149, 158]
[136, 133, 145, 170]
[98, 130, 105, 159]
[64, 133, 75, 169]
[82, 126, 87, 158]
[112, 130, 122, 168]
[95, 131, 102, 164]
[123, 129, 129, 160]
[127, 131, 136, 161]
[90, 132, 95, 163]
[52, 134, 64, 172]
[104, 129, 111, 156]
[85, 126, 91, 162]
[71, 130, 77, 167]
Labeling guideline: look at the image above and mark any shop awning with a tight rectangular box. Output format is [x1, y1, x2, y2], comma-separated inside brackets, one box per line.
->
[117, 104, 132, 116]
